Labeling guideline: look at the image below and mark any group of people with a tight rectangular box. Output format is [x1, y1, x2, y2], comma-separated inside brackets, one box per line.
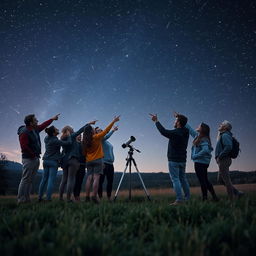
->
[149, 112, 243, 205]
[17, 114, 119, 204]
[16, 111, 242, 205]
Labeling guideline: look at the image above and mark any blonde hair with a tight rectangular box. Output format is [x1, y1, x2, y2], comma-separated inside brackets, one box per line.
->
[61, 126, 74, 139]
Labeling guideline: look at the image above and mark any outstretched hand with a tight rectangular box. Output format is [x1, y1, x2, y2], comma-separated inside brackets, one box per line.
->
[52, 114, 60, 120]
[113, 115, 120, 123]
[89, 120, 98, 125]
[173, 111, 179, 118]
[113, 126, 119, 131]
[149, 113, 158, 122]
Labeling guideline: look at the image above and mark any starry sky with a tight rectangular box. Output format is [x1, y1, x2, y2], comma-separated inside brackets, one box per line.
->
[0, 0, 255, 173]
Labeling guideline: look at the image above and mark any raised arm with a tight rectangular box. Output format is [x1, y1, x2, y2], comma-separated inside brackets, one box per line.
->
[149, 113, 174, 139]
[55, 136, 72, 146]
[104, 130, 114, 141]
[37, 114, 60, 132]
[95, 116, 120, 139]
[155, 121, 175, 139]
[185, 124, 198, 138]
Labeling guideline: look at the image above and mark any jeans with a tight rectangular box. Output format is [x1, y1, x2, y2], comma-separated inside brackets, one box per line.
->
[17, 158, 40, 203]
[59, 157, 80, 200]
[168, 161, 190, 201]
[194, 162, 217, 200]
[38, 160, 59, 200]
[98, 163, 114, 198]
[73, 163, 86, 197]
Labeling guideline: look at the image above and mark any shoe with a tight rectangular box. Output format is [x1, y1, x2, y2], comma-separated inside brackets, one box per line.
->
[38, 198, 45, 203]
[67, 200, 73, 203]
[91, 196, 99, 204]
[212, 197, 220, 202]
[236, 191, 244, 198]
[170, 200, 183, 206]
[85, 196, 90, 202]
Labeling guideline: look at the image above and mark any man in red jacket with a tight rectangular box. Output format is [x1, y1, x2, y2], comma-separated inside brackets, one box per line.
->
[17, 113, 60, 203]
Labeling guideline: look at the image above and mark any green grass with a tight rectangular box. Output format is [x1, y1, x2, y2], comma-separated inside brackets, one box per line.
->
[0, 194, 255, 256]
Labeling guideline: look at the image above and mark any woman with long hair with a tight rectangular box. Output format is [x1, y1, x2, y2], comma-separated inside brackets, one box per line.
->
[59, 121, 96, 202]
[38, 125, 71, 201]
[82, 116, 120, 204]
[185, 121, 219, 201]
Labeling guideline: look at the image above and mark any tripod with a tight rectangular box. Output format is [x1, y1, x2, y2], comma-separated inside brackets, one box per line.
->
[114, 145, 151, 201]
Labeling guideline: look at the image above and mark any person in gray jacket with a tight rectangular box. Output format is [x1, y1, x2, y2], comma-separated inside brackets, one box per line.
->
[38, 126, 72, 201]
[215, 120, 243, 200]
[186, 122, 218, 201]
[59, 120, 97, 202]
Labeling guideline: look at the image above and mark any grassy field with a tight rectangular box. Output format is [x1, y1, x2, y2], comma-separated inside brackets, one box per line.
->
[0, 186, 255, 256]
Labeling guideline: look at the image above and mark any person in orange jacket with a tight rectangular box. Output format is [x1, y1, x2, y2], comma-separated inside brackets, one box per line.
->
[82, 115, 120, 203]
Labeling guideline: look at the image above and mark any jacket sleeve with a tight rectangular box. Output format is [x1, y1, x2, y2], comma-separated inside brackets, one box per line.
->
[19, 133, 36, 158]
[155, 121, 174, 139]
[185, 124, 198, 138]
[94, 121, 115, 139]
[55, 136, 72, 146]
[103, 131, 114, 141]
[72, 124, 89, 138]
[192, 142, 210, 160]
[37, 119, 53, 132]
[218, 134, 232, 159]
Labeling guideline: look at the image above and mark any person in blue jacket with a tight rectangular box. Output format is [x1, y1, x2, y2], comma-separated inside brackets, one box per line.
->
[38, 126, 72, 201]
[185, 122, 219, 201]
[96, 125, 118, 200]
[215, 120, 243, 200]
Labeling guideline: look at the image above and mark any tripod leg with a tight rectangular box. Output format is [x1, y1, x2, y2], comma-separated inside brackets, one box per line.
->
[114, 164, 129, 201]
[132, 159, 151, 201]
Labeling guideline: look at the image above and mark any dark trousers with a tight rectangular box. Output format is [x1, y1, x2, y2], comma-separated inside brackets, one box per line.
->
[73, 164, 86, 197]
[194, 162, 217, 200]
[98, 163, 114, 198]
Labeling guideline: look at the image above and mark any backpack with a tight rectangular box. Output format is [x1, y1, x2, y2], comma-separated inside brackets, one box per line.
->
[220, 135, 240, 159]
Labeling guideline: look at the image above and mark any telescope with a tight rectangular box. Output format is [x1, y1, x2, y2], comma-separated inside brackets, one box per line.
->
[122, 136, 136, 148]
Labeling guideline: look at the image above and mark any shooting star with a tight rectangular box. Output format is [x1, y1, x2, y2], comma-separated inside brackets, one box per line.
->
[9, 106, 20, 115]
[53, 88, 65, 93]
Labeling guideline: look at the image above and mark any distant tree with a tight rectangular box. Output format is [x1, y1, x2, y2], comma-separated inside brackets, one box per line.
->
[0, 153, 8, 162]
[0, 153, 8, 195]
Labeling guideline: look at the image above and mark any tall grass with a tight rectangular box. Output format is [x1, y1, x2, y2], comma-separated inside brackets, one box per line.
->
[0, 194, 255, 256]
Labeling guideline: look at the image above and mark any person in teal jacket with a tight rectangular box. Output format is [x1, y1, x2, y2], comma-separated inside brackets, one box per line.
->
[215, 120, 243, 200]
[186, 122, 219, 201]
[96, 126, 118, 200]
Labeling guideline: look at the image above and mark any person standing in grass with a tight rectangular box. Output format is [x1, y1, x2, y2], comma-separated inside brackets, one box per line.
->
[73, 134, 86, 201]
[38, 126, 72, 202]
[215, 120, 243, 200]
[82, 116, 120, 204]
[96, 125, 118, 201]
[185, 121, 219, 201]
[59, 120, 97, 202]
[17, 113, 60, 204]
[149, 112, 190, 205]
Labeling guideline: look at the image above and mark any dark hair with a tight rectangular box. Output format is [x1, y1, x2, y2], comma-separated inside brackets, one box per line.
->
[177, 114, 188, 127]
[24, 114, 35, 126]
[82, 125, 94, 154]
[193, 123, 211, 146]
[45, 126, 56, 136]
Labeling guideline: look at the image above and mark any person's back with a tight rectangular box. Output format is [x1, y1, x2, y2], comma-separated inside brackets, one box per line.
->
[86, 135, 104, 162]
[43, 136, 62, 161]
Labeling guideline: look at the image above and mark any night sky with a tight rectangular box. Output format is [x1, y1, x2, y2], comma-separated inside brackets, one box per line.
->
[0, 0, 255, 173]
